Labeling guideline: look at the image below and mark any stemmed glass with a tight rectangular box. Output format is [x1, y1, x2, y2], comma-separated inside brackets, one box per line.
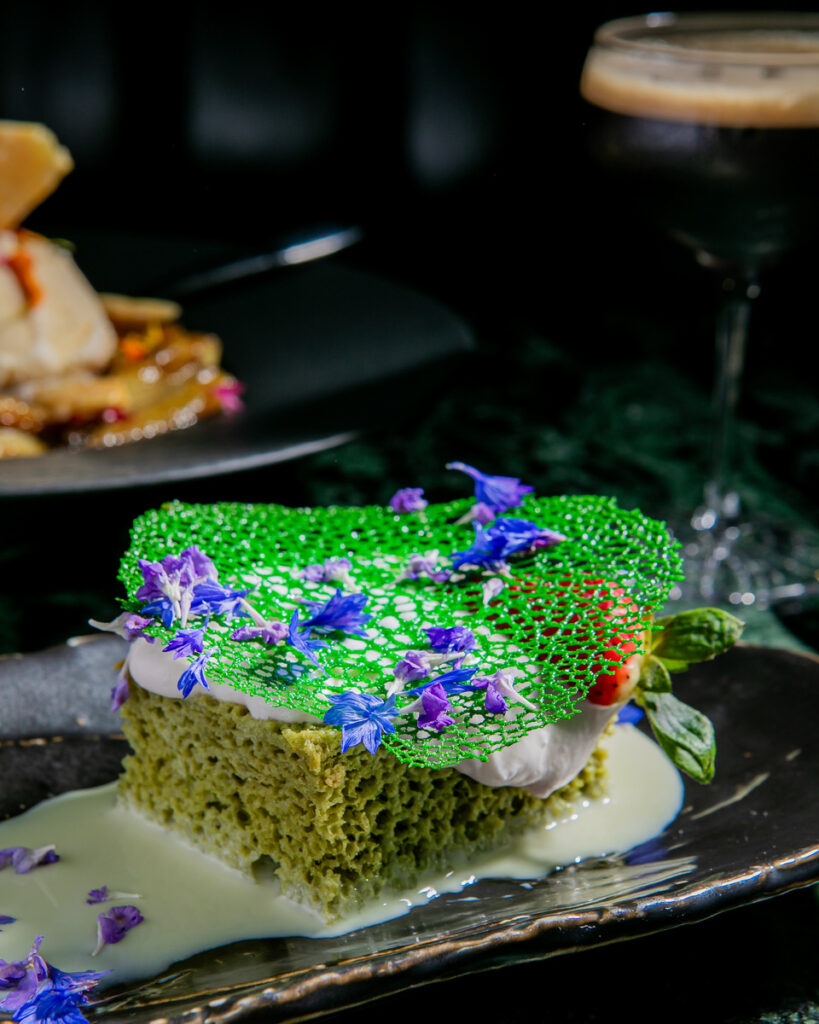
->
[580, 12, 819, 608]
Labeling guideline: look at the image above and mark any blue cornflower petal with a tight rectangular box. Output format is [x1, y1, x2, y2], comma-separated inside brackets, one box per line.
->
[162, 620, 208, 660]
[177, 652, 212, 698]
[324, 693, 398, 754]
[616, 703, 645, 725]
[286, 611, 327, 669]
[302, 589, 372, 636]
[446, 462, 534, 514]
[407, 666, 478, 696]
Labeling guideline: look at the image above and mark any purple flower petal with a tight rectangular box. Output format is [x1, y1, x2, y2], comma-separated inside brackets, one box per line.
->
[446, 462, 534, 514]
[162, 620, 209, 660]
[301, 558, 353, 586]
[230, 621, 288, 645]
[302, 589, 372, 636]
[0, 916, 15, 930]
[89, 613, 156, 644]
[1, 938, 107, 1019]
[85, 888, 108, 905]
[389, 488, 428, 513]
[425, 626, 476, 656]
[406, 666, 478, 697]
[189, 581, 250, 621]
[323, 693, 398, 754]
[392, 651, 433, 686]
[110, 668, 130, 712]
[92, 906, 144, 956]
[0, 846, 59, 874]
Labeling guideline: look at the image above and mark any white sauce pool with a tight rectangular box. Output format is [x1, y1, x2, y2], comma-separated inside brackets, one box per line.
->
[0, 725, 682, 986]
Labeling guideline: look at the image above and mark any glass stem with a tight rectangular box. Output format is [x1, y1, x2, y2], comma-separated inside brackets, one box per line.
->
[696, 274, 758, 531]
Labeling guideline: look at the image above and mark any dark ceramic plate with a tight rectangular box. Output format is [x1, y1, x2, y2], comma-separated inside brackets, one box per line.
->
[1, 637, 818, 1024]
[0, 258, 473, 496]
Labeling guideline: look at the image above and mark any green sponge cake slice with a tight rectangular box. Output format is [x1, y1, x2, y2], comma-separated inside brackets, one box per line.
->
[117, 685, 607, 920]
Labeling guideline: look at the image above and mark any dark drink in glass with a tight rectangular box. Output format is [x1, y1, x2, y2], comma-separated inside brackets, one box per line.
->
[580, 14, 819, 606]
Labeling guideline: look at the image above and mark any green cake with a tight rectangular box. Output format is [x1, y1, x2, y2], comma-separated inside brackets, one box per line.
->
[105, 466, 736, 920]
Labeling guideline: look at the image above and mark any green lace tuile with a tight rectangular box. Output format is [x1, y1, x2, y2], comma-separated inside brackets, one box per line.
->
[118, 495, 683, 769]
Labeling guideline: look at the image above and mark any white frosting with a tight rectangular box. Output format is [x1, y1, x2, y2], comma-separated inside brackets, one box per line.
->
[127, 638, 622, 795]
[127, 638, 321, 724]
[456, 701, 622, 797]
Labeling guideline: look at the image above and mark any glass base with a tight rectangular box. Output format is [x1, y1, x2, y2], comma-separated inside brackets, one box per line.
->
[665, 511, 819, 612]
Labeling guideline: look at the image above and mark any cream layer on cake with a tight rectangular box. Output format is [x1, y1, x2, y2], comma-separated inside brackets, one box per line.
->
[126, 637, 625, 800]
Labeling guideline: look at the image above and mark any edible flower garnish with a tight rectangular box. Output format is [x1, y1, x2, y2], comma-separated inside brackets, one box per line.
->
[0, 916, 15, 930]
[302, 558, 354, 587]
[446, 462, 534, 514]
[0, 846, 59, 875]
[110, 667, 130, 712]
[469, 669, 537, 714]
[399, 551, 451, 584]
[617, 703, 645, 725]
[89, 612, 155, 644]
[323, 693, 399, 754]
[137, 546, 217, 628]
[177, 652, 212, 698]
[425, 626, 476, 659]
[189, 581, 250, 621]
[286, 610, 327, 669]
[91, 906, 144, 956]
[162, 620, 209, 660]
[416, 683, 455, 732]
[451, 517, 566, 571]
[389, 487, 428, 513]
[85, 887, 141, 906]
[1, 937, 108, 1021]
[405, 666, 479, 698]
[302, 589, 372, 636]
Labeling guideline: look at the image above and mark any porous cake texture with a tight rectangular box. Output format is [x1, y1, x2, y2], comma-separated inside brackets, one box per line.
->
[118, 685, 607, 921]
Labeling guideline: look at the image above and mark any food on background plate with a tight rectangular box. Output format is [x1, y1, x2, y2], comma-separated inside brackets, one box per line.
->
[0, 121, 242, 459]
[0, 465, 743, 1009]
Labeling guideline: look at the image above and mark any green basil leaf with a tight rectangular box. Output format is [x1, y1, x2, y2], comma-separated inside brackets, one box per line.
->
[639, 655, 673, 692]
[652, 608, 744, 664]
[640, 690, 716, 784]
[657, 657, 690, 674]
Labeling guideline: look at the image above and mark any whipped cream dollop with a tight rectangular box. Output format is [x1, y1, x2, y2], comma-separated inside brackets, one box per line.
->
[126, 638, 621, 797]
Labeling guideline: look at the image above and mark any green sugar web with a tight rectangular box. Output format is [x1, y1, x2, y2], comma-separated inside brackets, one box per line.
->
[118, 496, 683, 769]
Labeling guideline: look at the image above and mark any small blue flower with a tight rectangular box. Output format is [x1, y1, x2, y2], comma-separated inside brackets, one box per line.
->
[1, 938, 107, 1021]
[400, 551, 451, 583]
[406, 667, 479, 696]
[189, 582, 249, 621]
[139, 595, 176, 629]
[0, 846, 59, 875]
[452, 517, 565, 570]
[446, 462, 534, 514]
[389, 487, 428, 513]
[136, 547, 216, 627]
[323, 693, 399, 754]
[14, 986, 89, 1024]
[177, 652, 212, 698]
[302, 589, 372, 636]
[286, 611, 327, 669]
[162, 620, 209, 660]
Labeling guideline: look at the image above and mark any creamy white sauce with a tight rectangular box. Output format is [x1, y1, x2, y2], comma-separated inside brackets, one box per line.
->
[0, 725, 682, 987]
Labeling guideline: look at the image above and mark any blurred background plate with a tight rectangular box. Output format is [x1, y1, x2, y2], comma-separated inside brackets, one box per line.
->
[0, 242, 474, 496]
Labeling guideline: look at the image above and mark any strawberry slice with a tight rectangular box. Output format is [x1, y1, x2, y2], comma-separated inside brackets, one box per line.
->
[497, 576, 647, 706]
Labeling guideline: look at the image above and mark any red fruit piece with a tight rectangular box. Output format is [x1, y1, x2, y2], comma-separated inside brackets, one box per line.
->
[505, 576, 647, 705]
